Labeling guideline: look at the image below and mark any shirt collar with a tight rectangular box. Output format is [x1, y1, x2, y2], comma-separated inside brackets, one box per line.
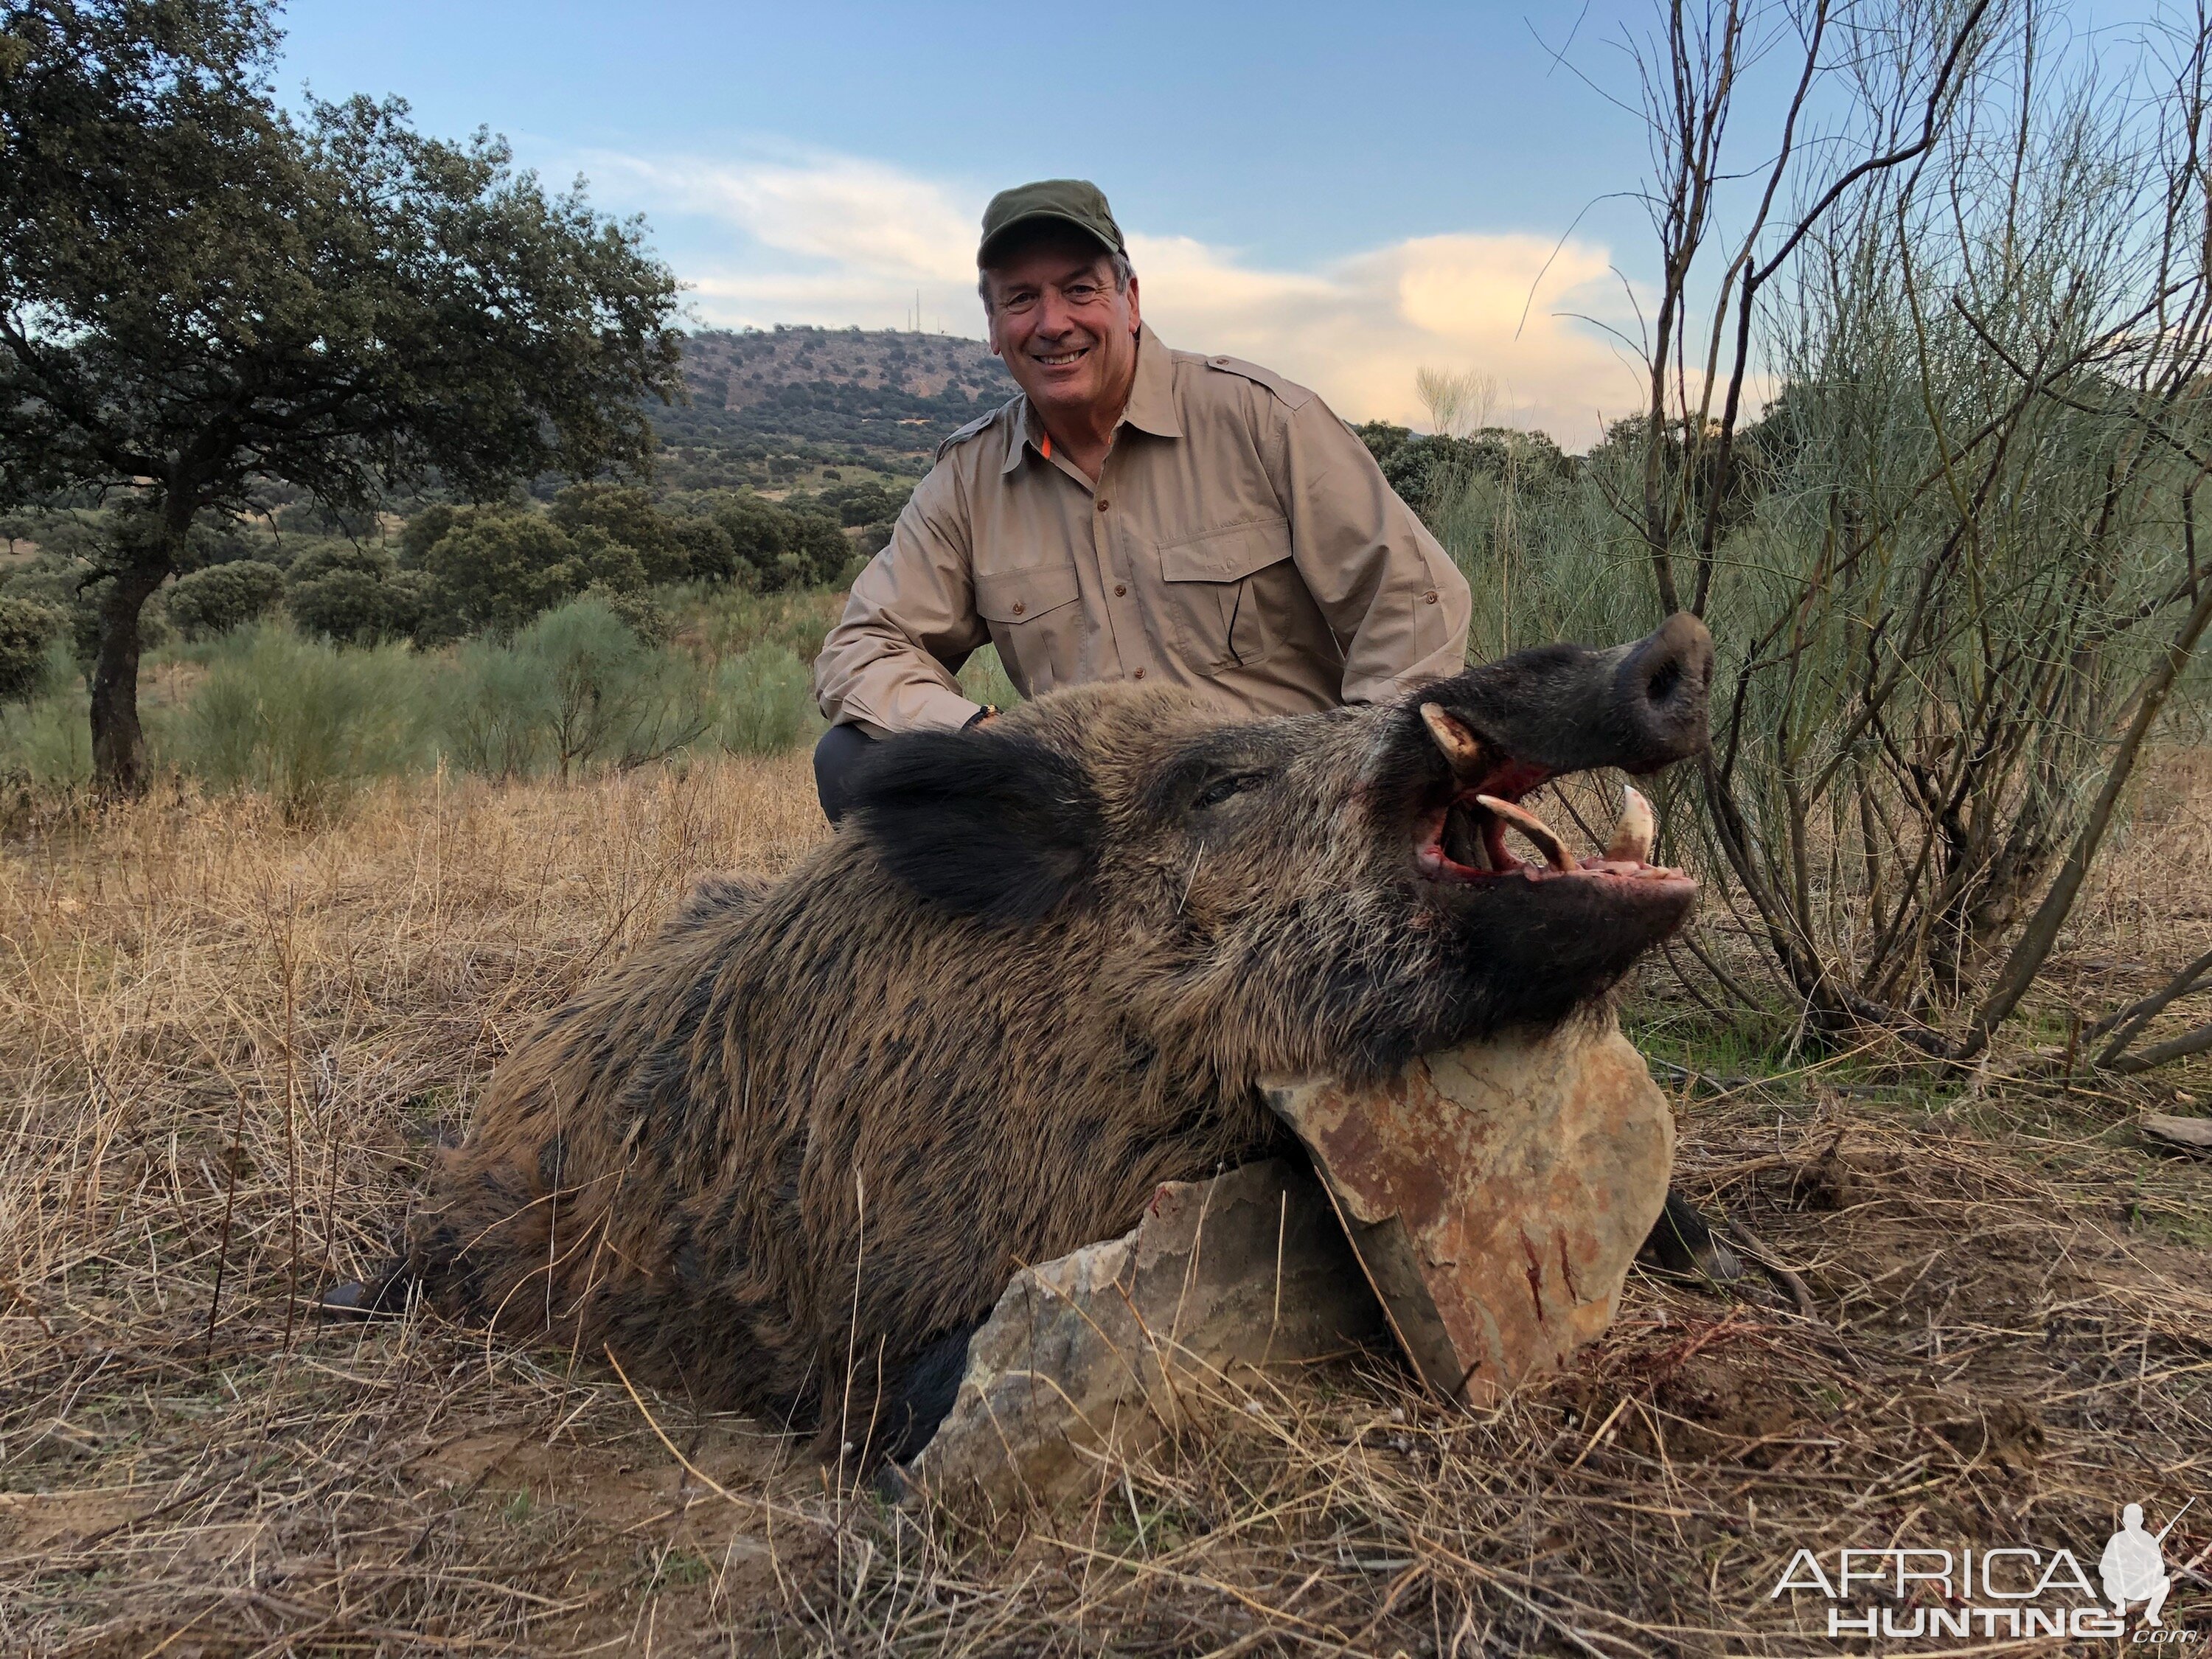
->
[1119, 324, 1182, 439]
[1000, 323, 1183, 476]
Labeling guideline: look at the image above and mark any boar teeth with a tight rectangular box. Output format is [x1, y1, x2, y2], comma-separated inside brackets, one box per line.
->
[1604, 785, 1656, 866]
[1475, 794, 1573, 872]
[1419, 703, 1486, 776]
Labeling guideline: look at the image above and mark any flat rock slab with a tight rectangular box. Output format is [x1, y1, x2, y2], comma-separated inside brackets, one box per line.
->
[906, 1157, 1385, 1510]
[910, 1018, 1673, 1506]
[1265, 1015, 1674, 1405]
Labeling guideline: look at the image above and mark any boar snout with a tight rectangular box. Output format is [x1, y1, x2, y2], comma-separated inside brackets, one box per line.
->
[1409, 611, 1712, 785]
[1611, 611, 1713, 774]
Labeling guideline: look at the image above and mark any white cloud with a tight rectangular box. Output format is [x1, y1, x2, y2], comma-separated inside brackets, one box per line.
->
[585, 147, 1643, 448]
[1134, 231, 1635, 445]
[592, 150, 975, 284]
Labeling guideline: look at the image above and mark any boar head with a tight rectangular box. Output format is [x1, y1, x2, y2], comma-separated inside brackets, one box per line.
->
[846, 613, 1713, 1083]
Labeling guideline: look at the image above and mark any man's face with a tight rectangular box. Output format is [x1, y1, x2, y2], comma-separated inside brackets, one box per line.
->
[983, 234, 1141, 428]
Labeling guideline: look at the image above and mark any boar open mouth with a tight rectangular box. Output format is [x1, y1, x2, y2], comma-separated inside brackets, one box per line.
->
[1409, 704, 1694, 892]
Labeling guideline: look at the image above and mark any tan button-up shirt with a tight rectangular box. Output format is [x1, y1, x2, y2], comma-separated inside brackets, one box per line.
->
[813, 324, 1473, 735]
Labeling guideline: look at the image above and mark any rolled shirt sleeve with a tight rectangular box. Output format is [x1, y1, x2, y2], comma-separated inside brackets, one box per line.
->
[812, 468, 990, 738]
[1275, 397, 1473, 704]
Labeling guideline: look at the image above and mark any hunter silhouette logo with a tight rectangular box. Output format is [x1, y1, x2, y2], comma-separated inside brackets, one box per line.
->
[2103, 1500, 2192, 1628]
[1767, 1497, 2201, 1641]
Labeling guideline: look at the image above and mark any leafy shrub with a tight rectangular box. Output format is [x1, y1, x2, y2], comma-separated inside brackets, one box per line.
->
[286, 547, 433, 646]
[441, 639, 552, 778]
[578, 580, 671, 646]
[712, 644, 820, 755]
[781, 508, 852, 590]
[170, 624, 425, 821]
[282, 543, 414, 644]
[670, 515, 743, 586]
[813, 479, 912, 526]
[399, 503, 458, 564]
[272, 498, 375, 538]
[691, 585, 846, 664]
[521, 599, 698, 777]
[0, 643, 93, 787]
[441, 598, 700, 779]
[414, 509, 647, 638]
[166, 560, 285, 639]
[705, 495, 850, 591]
[0, 595, 63, 703]
[549, 483, 689, 584]
[1353, 421, 1573, 516]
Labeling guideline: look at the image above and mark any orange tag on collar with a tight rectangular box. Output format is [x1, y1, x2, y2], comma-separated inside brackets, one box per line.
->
[1040, 431, 1051, 459]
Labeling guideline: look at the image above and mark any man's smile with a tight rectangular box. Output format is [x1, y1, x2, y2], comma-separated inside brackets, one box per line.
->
[1030, 346, 1091, 367]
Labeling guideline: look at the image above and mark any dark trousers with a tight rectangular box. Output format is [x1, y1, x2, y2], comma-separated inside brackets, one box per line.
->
[814, 723, 876, 824]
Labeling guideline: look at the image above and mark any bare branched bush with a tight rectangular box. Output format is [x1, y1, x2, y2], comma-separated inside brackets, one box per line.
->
[1444, 0, 2212, 1073]
[1415, 365, 1500, 438]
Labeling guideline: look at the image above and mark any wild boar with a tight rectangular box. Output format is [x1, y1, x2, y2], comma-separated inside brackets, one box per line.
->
[369, 613, 1713, 1461]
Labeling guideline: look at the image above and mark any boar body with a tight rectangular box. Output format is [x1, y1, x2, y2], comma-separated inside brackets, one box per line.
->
[398, 618, 1715, 1458]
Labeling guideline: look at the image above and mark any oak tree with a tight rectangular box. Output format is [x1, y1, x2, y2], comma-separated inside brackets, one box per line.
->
[0, 0, 684, 788]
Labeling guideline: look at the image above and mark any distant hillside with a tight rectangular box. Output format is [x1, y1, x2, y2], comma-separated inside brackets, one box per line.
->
[651, 327, 1018, 490]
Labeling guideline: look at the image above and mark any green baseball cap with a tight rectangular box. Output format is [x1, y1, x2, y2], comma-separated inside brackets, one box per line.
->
[978, 179, 1125, 267]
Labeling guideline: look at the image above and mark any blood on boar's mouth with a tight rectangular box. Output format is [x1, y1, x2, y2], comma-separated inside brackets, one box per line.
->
[1410, 704, 1694, 894]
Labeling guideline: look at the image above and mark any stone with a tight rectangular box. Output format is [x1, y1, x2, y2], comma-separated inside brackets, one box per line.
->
[2141, 1111, 2212, 1153]
[908, 1017, 1674, 1506]
[904, 1156, 1385, 1511]
[1265, 1014, 1674, 1405]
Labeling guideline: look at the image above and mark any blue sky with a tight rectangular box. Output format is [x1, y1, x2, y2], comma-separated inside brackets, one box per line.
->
[277, 3, 1661, 268]
[275, 1, 2158, 442]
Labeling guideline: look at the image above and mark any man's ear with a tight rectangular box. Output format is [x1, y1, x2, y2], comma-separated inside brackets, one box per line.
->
[845, 728, 1102, 925]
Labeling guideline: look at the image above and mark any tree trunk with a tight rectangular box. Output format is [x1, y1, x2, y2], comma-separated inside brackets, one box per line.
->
[88, 529, 178, 796]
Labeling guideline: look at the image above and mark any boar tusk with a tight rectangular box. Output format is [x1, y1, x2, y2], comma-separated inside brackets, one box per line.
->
[1604, 785, 1656, 866]
[1475, 794, 1573, 872]
[1419, 703, 1486, 775]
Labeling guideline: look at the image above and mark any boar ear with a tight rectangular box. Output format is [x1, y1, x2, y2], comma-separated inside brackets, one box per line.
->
[846, 728, 1102, 925]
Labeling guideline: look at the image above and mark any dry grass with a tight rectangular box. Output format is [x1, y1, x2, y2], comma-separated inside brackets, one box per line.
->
[2, 752, 2209, 1655]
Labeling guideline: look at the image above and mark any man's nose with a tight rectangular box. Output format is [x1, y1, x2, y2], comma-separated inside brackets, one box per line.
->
[1032, 290, 1077, 338]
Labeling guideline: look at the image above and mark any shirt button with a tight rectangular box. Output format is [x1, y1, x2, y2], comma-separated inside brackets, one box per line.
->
[1096, 498, 1110, 512]
[1114, 582, 1127, 597]
[1011, 602, 1026, 616]
[1133, 667, 1146, 680]
[1423, 590, 1439, 605]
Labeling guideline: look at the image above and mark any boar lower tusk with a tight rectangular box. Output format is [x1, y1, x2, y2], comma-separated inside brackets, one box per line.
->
[1475, 794, 1573, 872]
[1604, 785, 1656, 865]
[1419, 703, 1486, 775]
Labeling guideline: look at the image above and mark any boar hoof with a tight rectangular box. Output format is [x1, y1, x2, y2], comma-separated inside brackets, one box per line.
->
[1637, 1189, 1745, 1284]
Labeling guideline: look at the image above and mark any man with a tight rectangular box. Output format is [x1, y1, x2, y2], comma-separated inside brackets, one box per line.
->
[811, 178, 1473, 818]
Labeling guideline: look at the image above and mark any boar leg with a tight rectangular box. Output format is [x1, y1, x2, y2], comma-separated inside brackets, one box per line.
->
[319, 1257, 411, 1319]
[1637, 1189, 1744, 1284]
[877, 1320, 984, 1464]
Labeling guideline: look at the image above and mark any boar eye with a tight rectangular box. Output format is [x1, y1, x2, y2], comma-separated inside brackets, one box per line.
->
[1192, 771, 1268, 810]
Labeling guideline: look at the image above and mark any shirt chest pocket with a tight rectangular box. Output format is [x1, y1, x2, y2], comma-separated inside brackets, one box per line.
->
[1155, 518, 1296, 675]
[973, 561, 1084, 695]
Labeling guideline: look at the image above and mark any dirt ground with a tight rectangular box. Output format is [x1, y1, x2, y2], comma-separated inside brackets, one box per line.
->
[2, 754, 2208, 1655]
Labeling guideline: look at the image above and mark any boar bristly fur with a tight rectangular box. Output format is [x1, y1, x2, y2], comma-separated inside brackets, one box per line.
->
[398, 617, 1713, 1462]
